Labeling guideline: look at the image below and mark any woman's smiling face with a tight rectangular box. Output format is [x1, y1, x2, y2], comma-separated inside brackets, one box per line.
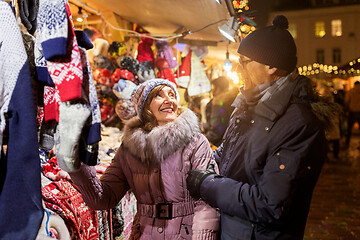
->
[149, 86, 178, 126]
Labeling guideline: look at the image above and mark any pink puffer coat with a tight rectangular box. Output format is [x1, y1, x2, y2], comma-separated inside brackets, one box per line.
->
[70, 110, 219, 239]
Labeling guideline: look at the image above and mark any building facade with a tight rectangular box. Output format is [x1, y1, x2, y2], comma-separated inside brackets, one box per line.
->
[269, 1, 360, 67]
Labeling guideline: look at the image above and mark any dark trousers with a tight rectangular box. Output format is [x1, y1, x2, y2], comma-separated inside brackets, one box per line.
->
[346, 111, 360, 145]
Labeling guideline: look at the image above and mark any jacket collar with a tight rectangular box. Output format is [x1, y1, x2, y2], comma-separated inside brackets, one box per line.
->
[122, 109, 201, 165]
[254, 71, 299, 122]
[233, 71, 299, 122]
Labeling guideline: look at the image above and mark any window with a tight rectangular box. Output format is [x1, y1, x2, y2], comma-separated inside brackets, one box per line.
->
[333, 48, 341, 63]
[315, 21, 326, 38]
[288, 23, 297, 39]
[331, 19, 342, 37]
[316, 49, 325, 63]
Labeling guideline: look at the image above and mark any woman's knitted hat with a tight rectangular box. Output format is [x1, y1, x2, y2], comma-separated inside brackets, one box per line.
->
[237, 15, 297, 72]
[131, 79, 179, 120]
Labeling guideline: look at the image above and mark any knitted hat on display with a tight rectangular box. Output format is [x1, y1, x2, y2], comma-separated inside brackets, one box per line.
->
[112, 68, 135, 83]
[113, 79, 137, 100]
[93, 68, 114, 87]
[108, 41, 127, 58]
[137, 61, 155, 83]
[137, 35, 155, 63]
[131, 79, 179, 120]
[120, 56, 139, 76]
[237, 15, 297, 72]
[155, 40, 177, 69]
[115, 99, 137, 121]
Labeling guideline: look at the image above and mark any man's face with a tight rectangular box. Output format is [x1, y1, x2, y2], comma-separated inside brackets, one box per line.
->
[238, 55, 275, 90]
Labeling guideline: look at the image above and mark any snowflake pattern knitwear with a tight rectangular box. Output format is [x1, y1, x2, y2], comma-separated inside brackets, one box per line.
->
[0, 3, 21, 149]
[34, 0, 67, 86]
[37, 0, 83, 102]
[0, 2, 43, 239]
[43, 86, 57, 122]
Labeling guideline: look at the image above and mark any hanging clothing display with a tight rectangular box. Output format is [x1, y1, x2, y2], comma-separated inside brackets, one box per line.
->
[1, 0, 216, 238]
[187, 51, 211, 96]
[174, 50, 191, 88]
[0, 1, 43, 239]
[42, 180, 99, 239]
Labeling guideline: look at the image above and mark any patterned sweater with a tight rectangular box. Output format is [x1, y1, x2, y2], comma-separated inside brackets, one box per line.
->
[0, 1, 43, 239]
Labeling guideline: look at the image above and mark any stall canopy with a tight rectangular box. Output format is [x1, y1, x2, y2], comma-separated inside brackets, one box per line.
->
[69, 0, 241, 63]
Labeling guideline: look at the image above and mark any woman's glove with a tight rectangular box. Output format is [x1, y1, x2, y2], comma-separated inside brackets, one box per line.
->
[56, 102, 91, 172]
[186, 164, 217, 199]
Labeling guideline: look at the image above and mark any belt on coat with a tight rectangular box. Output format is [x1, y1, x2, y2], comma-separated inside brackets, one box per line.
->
[138, 201, 195, 219]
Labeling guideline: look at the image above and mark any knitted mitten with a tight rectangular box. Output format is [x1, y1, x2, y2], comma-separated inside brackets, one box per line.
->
[56, 102, 91, 172]
[18, 0, 38, 35]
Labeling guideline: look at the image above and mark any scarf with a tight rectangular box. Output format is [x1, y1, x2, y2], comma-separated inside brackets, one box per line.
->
[234, 70, 298, 121]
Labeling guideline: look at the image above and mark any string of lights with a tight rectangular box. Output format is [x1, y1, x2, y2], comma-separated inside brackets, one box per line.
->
[298, 59, 360, 77]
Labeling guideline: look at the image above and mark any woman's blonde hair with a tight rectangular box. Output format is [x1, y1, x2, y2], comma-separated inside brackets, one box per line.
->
[142, 85, 184, 131]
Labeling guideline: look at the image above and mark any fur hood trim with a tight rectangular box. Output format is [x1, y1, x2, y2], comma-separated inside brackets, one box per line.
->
[122, 109, 201, 165]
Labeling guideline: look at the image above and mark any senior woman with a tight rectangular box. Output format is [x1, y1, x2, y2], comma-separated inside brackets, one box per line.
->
[64, 79, 219, 239]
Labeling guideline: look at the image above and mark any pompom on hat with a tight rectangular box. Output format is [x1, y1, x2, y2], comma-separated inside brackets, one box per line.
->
[131, 79, 179, 120]
[237, 15, 297, 72]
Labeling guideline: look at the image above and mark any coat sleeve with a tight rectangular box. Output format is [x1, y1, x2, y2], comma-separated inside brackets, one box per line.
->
[69, 147, 130, 210]
[200, 121, 326, 225]
[189, 134, 220, 239]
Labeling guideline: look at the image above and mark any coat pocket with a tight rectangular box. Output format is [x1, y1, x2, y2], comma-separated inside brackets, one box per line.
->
[179, 223, 192, 239]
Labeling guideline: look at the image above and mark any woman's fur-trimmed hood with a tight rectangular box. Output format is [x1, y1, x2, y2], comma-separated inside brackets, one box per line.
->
[121, 109, 201, 165]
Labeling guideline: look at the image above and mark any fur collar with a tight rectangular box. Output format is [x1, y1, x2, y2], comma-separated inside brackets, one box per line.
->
[122, 109, 201, 165]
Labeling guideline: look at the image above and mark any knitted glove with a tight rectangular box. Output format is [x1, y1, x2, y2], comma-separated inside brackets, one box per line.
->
[56, 102, 91, 172]
[18, 0, 38, 35]
[186, 164, 218, 199]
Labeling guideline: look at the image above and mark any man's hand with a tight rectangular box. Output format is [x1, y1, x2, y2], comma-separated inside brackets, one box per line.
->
[186, 164, 217, 199]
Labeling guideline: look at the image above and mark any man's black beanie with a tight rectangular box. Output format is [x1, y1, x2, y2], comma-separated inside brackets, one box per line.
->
[237, 15, 297, 72]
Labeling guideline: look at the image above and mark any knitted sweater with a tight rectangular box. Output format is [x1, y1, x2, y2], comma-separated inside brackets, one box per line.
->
[0, 1, 43, 239]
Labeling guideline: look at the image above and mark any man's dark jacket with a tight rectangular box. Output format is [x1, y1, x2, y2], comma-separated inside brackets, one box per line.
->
[200, 74, 328, 239]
